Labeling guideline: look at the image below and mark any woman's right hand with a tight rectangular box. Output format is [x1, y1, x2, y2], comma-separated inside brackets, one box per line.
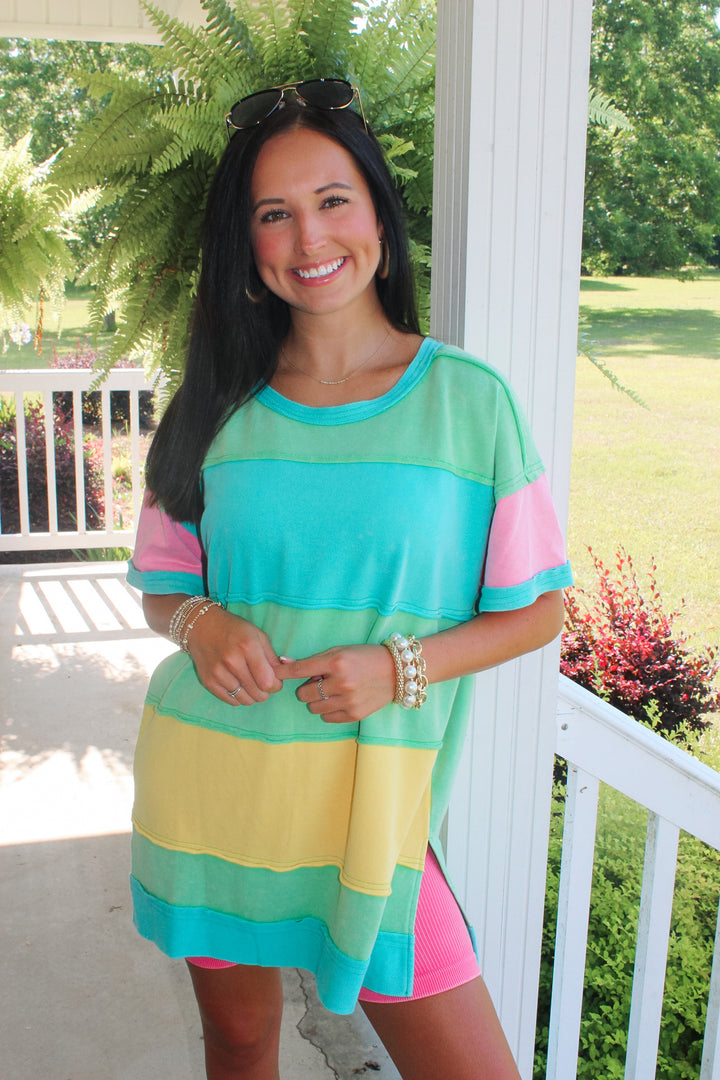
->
[184, 606, 284, 706]
[142, 593, 283, 706]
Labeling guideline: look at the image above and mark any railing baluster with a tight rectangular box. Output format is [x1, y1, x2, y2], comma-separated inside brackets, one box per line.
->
[43, 389, 59, 535]
[546, 765, 600, 1080]
[701, 896, 720, 1080]
[100, 384, 113, 535]
[625, 812, 680, 1079]
[15, 391, 31, 535]
[129, 387, 142, 531]
[73, 386, 86, 532]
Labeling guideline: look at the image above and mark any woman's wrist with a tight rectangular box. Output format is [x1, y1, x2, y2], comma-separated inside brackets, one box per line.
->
[168, 595, 226, 652]
[381, 633, 428, 710]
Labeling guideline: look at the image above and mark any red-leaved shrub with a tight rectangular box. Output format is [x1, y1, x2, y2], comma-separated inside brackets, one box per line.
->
[51, 338, 154, 429]
[561, 547, 720, 739]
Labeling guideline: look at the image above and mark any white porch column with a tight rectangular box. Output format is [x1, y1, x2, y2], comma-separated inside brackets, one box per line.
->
[431, 0, 592, 1073]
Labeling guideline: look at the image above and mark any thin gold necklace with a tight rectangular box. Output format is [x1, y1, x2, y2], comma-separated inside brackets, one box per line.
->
[281, 328, 392, 386]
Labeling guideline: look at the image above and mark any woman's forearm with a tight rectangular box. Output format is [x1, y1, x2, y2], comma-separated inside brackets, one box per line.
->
[142, 592, 191, 638]
[420, 590, 566, 685]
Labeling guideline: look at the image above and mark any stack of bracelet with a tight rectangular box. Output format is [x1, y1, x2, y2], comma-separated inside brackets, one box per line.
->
[169, 595, 225, 653]
[382, 633, 428, 710]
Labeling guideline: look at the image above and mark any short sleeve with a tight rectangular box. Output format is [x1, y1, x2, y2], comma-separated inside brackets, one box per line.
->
[478, 472, 573, 611]
[477, 377, 573, 612]
[126, 491, 205, 596]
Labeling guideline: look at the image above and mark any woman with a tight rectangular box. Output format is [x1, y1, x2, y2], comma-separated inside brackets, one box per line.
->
[128, 80, 572, 1080]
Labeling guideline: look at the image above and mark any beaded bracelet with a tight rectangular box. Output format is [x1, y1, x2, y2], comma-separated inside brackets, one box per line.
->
[169, 595, 206, 644]
[382, 633, 428, 710]
[169, 595, 225, 652]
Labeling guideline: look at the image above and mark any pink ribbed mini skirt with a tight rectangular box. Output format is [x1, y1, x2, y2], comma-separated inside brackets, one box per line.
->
[187, 847, 481, 1004]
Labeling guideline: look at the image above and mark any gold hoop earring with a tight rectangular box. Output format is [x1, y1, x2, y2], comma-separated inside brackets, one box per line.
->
[245, 282, 267, 304]
[377, 237, 390, 280]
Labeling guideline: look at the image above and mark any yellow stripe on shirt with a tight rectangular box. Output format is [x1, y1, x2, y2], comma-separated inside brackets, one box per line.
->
[132, 705, 435, 897]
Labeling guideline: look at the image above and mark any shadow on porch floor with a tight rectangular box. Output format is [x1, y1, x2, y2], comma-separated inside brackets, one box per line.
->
[0, 561, 398, 1080]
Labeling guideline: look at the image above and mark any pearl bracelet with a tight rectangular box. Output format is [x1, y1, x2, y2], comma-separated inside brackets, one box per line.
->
[169, 595, 225, 652]
[382, 633, 428, 710]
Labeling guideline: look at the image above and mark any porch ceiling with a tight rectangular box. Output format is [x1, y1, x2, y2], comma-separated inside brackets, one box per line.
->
[0, 0, 205, 43]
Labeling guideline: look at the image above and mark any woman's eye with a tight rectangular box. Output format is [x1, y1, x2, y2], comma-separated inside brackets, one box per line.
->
[259, 208, 288, 224]
[322, 195, 348, 209]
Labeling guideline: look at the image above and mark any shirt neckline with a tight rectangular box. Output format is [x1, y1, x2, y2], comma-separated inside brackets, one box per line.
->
[256, 337, 441, 426]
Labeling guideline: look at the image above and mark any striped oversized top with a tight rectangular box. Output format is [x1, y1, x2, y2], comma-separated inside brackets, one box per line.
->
[126, 338, 572, 1013]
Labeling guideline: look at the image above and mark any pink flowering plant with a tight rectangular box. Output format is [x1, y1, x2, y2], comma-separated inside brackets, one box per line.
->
[560, 547, 720, 740]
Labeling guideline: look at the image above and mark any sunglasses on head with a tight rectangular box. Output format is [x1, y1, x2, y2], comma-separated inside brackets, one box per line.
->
[225, 79, 367, 140]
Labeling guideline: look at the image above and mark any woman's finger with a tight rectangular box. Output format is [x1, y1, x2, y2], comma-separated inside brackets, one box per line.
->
[276, 650, 338, 683]
[219, 680, 254, 707]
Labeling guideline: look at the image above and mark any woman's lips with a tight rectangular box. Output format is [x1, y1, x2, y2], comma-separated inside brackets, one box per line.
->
[293, 256, 347, 281]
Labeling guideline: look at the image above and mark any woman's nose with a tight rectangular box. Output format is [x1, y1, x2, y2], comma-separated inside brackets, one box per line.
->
[295, 212, 325, 254]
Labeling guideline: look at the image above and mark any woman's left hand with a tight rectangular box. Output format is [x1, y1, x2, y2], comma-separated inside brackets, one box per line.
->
[277, 645, 397, 724]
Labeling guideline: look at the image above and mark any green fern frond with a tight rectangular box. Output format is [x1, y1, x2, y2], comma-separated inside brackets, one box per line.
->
[355, 0, 435, 98]
[0, 134, 76, 330]
[203, 0, 253, 54]
[142, 0, 233, 85]
[299, 0, 356, 75]
[577, 314, 647, 408]
[587, 88, 630, 132]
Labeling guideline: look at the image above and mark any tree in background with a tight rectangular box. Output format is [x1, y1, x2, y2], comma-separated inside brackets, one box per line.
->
[53, 0, 435, 385]
[583, 0, 720, 275]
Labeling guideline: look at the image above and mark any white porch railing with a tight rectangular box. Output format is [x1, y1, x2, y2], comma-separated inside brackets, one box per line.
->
[0, 369, 157, 551]
[549, 675, 720, 1080]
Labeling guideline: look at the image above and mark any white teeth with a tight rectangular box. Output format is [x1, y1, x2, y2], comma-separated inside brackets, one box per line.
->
[296, 257, 344, 279]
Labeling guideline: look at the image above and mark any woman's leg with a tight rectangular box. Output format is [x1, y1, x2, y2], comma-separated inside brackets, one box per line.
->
[360, 975, 521, 1080]
[186, 962, 284, 1080]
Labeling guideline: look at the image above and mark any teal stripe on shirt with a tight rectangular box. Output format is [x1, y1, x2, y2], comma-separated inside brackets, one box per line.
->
[131, 876, 414, 1013]
[202, 459, 494, 620]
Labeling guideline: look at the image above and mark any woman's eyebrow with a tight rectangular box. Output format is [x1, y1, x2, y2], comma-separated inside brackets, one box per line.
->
[315, 182, 353, 194]
[252, 196, 285, 212]
[252, 182, 353, 214]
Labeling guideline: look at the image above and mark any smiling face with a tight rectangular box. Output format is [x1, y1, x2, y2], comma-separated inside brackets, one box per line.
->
[249, 126, 385, 321]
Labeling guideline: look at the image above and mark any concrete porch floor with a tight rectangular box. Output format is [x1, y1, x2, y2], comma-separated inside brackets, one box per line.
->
[0, 561, 399, 1080]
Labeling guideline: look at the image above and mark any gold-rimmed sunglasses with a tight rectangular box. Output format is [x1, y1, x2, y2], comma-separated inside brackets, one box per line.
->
[224, 79, 367, 140]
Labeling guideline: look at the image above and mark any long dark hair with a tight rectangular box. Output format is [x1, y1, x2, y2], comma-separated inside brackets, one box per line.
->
[146, 100, 420, 523]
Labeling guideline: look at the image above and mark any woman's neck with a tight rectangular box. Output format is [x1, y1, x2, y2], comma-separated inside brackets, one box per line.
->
[271, 309, 424, 408]
[282, 304, 394, 383]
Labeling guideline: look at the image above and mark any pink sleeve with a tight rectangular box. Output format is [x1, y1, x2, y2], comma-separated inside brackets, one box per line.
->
[479, 473, 572, 611]
[126, 491, 205, 595]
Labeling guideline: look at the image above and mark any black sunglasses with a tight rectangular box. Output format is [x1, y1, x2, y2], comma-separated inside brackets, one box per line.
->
[225, 79, 367, 140]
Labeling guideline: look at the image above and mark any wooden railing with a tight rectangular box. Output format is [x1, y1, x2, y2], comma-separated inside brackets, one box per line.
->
[549, 676, 720, 1079]
[0, 368, 157, 552]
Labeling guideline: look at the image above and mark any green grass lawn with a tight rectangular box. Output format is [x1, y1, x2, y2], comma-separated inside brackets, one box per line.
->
[1, 288, 116, 369]
[572, 271, 720, 647]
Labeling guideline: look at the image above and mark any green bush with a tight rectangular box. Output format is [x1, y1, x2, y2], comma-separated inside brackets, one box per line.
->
[535, 780, 720, 1077]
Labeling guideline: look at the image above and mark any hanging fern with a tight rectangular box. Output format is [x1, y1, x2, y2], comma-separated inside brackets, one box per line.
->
[53, 0, 437, 382]
[0, 134, 96, 345]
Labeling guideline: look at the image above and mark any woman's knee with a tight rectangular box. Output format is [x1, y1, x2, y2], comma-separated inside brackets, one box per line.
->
[188, 963, 284, 1061]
